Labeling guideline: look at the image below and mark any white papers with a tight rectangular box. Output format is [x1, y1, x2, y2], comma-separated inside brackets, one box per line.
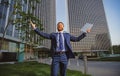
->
[81, 23, 93, 33]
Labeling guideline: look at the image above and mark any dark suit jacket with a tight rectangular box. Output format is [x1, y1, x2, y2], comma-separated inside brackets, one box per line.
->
[34, 28, 86, 59]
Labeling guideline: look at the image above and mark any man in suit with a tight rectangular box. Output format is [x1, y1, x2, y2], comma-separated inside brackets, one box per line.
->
[30, 21, 90, 76]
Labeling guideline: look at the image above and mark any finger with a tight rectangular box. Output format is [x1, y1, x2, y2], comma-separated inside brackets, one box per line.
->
[88, 29, 91, 33]
[86, 29, 90, 33]
[30, 20, 33, 25]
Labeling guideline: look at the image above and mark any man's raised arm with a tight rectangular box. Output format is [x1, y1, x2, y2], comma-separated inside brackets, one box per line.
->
[70, 29, 91, 42]
[29, 20, 52, 39]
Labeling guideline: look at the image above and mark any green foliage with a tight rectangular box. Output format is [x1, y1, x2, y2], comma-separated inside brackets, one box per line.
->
[0, 0, 43, 50]
[12, 0, 43, 45]
[112, 45, 120, 54]
[0, 62, 91, 76]
[88, 56, 120, 61]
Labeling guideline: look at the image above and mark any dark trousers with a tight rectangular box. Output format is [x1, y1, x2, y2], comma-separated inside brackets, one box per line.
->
[51, 53, 68, 76]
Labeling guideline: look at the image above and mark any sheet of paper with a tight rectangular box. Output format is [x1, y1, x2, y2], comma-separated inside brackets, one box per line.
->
[81, 23, 93, 33]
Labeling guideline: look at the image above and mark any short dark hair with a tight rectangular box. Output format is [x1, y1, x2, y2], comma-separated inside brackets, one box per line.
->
[57, 22, 64, 26]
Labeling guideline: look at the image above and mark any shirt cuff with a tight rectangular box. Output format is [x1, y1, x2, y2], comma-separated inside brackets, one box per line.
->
[33, 27, 37, 30]
[81, 31, 87, 34]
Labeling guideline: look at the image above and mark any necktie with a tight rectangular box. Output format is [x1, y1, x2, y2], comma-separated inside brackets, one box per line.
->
[59, 33, 63, 50]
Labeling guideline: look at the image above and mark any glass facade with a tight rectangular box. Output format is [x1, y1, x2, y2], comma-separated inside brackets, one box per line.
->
[34, 0, 56, 48]
[0, 0, 56, 61]
[67, 0, 111, 52]
[0, 0, 56, 48]
[0, 0, 9, 33]
[0, 0, 19, 38]
[0, 0, 56, 51]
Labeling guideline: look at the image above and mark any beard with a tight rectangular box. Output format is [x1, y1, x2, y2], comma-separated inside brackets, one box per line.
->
[58, 28, 63, 31]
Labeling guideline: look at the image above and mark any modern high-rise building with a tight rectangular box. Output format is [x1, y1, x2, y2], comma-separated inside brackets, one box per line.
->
[67, 0, 111, 56]
[35, 0, 56, 49]
[0, 0, 56, 61]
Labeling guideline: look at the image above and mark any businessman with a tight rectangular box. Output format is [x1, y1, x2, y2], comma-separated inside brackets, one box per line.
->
[30, 21, 90, 76]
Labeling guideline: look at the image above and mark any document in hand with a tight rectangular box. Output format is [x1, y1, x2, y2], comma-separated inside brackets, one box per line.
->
[81, 23, 93, 33]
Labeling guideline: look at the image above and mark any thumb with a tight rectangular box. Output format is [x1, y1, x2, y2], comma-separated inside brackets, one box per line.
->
[30, 20, 33, 25]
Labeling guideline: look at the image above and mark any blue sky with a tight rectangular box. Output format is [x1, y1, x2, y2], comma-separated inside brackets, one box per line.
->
[56, 0, 120, 45]
[103, 0, 120, 45]
[56, 0, 67, 31]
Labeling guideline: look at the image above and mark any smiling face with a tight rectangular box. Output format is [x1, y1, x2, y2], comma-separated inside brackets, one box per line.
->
[57, 22, 64, 31]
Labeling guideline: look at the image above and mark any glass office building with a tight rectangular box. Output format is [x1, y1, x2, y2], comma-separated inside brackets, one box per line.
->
[67, 0, 111, 55]
[0, 0, 56, 61]
[0, 0, 19, 52]
[34, 0, 56, 49]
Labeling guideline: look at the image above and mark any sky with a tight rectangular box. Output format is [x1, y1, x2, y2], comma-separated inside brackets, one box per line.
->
[56, 0, 120, 45]
[56, 0, 67, 31]
[103, 0, 120, 45]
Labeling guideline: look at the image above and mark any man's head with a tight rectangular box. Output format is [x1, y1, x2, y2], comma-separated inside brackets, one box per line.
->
[57, 22, 64, 31]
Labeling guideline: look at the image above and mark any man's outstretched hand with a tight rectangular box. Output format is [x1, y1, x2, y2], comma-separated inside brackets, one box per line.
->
[86, 29, 91, 33]
[30, 20, 36, 29]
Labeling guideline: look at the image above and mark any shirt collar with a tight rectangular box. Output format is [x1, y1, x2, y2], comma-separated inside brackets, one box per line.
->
[57, 31, 64, 33]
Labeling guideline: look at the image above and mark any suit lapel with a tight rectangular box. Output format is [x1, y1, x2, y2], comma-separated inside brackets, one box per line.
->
[63, 33, 67, 41]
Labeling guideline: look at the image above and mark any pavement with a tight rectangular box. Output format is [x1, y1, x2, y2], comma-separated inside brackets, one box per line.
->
[38, 58, 120, 76]
[67, 59, 120, 76]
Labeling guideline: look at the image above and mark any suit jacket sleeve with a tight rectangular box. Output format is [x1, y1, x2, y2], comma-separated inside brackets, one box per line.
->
[34, 28, 52, 39]
[70, 32, 87, 42]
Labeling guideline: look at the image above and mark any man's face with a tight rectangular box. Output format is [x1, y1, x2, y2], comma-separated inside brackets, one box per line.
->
[57, 23, 64, 31]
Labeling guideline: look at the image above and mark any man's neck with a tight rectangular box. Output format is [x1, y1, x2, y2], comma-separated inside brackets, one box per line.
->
[58, 31, 63, 33]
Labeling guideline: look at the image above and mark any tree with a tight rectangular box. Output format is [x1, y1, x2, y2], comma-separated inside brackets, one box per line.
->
[113, 45, 120, 54]
[0, 0, 43, 60]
